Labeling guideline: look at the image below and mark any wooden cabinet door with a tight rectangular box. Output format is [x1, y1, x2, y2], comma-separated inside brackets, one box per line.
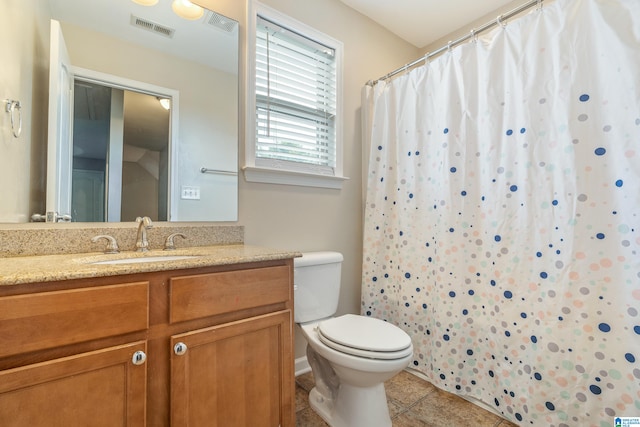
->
[171, 311, 294, 427]
[0, 341, 147, 427]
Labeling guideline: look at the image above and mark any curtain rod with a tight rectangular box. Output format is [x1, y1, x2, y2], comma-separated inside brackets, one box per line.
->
[368, 0, 543, 86]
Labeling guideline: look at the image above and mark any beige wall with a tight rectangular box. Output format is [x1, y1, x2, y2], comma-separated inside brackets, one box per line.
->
[199, 0, 419, 359]
[0, 0, 49, 222]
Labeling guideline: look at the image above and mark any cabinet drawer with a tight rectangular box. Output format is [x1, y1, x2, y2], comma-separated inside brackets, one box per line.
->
[0, 282, 149, 358]
[170, 266, 290, 323]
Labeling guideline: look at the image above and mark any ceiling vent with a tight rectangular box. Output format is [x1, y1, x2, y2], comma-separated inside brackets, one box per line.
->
[203, 11, 237, 34]
[130, 14, 175, 38]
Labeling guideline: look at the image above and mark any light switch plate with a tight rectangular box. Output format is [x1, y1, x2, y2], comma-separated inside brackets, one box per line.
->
[181, 186, 200, 200]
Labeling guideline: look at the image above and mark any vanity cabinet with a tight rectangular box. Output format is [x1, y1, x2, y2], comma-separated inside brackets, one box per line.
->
[168, 266, 294, 427]
[0, 257, 295, 427]
[0, 282, 149, 427]
[0, 341, 147, 427]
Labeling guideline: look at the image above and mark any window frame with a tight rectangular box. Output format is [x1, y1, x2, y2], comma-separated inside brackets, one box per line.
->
[244, 1, 347, 189]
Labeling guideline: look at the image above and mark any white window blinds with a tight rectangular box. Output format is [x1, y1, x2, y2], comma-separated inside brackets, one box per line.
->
[255, 16, 337, 176]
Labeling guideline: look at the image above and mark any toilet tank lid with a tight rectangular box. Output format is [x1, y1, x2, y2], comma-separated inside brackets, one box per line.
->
[294, 251, 343, 267]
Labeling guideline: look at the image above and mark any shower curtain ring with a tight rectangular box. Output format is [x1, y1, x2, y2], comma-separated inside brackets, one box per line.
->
[424, 52, 430, 66]
[447, 40, 452, 52]
[497, 14, 506, 28]
[536, 0, 543, 11]
[470, 28, 477, 42]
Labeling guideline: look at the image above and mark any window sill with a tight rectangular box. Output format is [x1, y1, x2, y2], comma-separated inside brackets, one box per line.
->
[242, 166, 348, 189]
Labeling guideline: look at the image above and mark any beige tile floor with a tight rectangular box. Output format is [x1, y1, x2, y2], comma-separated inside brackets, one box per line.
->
[295, 370, 519, 427]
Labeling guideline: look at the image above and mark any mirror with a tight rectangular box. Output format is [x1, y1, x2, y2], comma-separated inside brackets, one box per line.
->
[0, 0, 239, 223]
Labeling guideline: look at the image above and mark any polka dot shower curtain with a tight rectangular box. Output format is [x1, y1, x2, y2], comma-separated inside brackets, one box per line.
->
[361, 0, 639, 425]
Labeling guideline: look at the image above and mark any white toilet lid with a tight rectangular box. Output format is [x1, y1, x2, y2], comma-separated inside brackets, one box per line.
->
[317, 314, 412, 359]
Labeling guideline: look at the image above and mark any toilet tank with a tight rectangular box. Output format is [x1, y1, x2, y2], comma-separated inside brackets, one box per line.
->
[293, 251, 343, 323]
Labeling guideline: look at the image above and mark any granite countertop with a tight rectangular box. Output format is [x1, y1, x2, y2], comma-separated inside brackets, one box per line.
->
[0, 245, 301, 286]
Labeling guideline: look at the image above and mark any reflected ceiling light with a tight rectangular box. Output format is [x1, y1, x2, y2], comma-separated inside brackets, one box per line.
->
[158, 98, 171, 110]
[132, 0, 159, 6]
[171, 0, 204, 20]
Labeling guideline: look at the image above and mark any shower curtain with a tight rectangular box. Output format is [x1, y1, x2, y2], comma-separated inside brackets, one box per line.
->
[361, 0, 639, 426]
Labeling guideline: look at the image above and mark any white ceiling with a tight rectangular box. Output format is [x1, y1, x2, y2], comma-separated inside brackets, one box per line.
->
[338, 0, 518, 48]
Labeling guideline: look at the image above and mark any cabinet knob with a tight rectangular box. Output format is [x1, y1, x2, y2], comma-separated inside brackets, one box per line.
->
[174, 342, 188, 356]
[132, 350, 147, 365]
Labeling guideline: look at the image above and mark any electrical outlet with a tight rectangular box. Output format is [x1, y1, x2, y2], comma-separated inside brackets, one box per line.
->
[181, 186, 200, 200]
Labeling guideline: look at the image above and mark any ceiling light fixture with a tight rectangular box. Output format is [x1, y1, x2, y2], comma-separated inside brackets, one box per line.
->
[158, 98, 171, 110]
[171, 0, 204, 20]
[131, 0, 159, 6]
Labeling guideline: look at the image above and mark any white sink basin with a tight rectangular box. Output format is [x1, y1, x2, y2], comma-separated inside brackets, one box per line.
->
[91, 255, 199, 265]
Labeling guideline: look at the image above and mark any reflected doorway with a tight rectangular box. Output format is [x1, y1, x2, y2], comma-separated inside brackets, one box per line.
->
[70, 80, 170, 222]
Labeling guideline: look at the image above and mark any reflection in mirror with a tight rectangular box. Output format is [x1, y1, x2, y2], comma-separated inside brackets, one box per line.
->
[71, 81, 170, 222]
[0, 0, 239, 223]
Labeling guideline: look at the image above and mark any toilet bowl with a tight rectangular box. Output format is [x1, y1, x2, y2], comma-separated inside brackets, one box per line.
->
[294, 252, 413, 427]
[299, 315, 413, 427]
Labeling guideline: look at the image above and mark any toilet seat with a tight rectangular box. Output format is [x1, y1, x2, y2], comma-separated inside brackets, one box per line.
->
[317, 314, 412, 360]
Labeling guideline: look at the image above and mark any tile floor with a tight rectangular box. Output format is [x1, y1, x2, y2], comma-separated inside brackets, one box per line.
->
[295, 370, 519, 427]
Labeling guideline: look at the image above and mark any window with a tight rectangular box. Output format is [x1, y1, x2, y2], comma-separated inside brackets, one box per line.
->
[245, 2, 346, 189]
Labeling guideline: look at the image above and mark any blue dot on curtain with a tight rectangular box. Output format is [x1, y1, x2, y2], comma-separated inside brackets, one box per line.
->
[579, 94, 590, 102]
[595, 147, 606, 156]
[598, 323, 611, 332]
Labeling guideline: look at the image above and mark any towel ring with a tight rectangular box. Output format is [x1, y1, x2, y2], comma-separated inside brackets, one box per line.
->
[4, 99, 22, 138]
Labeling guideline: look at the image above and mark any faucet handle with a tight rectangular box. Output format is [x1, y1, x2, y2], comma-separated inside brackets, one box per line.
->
[91, 235, 120, 254]
[164, 233, 186, 250]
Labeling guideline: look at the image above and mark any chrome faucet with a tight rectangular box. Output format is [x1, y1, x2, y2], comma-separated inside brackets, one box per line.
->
[135, 216, 153, 252]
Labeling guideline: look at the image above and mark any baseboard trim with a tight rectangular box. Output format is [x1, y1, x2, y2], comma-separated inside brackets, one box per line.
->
[295, 356, 311, 376]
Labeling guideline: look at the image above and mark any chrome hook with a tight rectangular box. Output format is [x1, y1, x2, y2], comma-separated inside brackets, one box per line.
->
[470, 28, 478, 43]
[4, 99, 22, 138]
[497, 14, 506, 28]
[536, 0, 543, 11]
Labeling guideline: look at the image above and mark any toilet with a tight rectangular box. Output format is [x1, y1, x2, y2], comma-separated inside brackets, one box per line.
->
[294, 251, 413, 427]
